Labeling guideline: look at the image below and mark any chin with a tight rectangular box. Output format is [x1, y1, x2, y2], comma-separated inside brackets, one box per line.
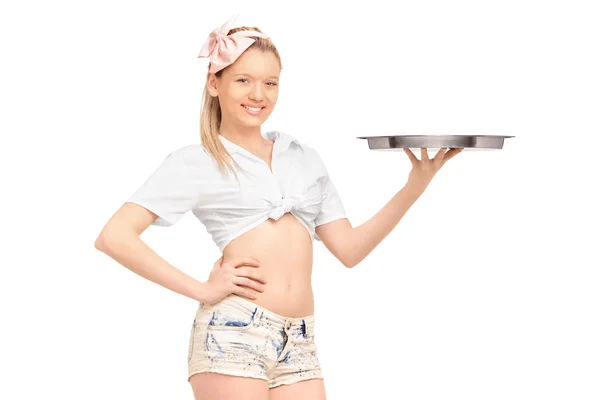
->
[238, 113, 270, 127]
[240, 119, 265, 128]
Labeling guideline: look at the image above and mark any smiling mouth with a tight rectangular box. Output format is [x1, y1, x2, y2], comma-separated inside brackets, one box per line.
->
[241, 104, 266, 116]
[242, 105, 265, 112]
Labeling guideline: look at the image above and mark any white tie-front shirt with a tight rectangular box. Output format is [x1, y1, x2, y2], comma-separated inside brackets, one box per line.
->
[126, 130, 347, 251]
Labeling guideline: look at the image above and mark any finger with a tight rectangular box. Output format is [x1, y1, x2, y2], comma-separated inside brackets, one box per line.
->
[404, 148, 418, 165]
[441, 148, 464, 165]
[232, 257, 261, 268]
[421, 148, 429, 161]
[231, 285, 258, 300]
[234, 268, 267, 284]
[433, 148, 447, 166]
[232, 276, 265, 293]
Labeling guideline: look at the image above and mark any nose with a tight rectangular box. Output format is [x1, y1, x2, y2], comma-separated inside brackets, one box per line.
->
[249, 82, 265, 102]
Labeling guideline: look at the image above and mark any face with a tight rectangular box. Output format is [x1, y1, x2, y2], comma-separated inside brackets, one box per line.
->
[206, 48, 280, 129]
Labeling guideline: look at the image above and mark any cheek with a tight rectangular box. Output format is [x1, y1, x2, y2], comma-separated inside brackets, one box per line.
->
[219, 92, 243, 112]
[267, 89, 279, 104]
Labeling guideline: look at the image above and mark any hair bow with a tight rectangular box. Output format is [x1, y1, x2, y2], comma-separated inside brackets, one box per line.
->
[198, 14, 270, 74]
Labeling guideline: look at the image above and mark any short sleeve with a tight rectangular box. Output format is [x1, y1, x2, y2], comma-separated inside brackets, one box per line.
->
[313, 150, 347, 241]
[126, 145, 204, 227]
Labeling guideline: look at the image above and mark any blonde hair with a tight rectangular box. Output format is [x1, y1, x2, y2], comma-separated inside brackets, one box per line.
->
[199, 26, 282, 182]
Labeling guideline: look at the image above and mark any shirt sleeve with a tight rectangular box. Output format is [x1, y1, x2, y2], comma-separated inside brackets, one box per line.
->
[313, 150, 347, 241]
[126, 145, 204, 227]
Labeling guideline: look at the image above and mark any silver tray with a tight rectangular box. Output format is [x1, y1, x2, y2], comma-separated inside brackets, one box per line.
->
[357, 134, 514, 151]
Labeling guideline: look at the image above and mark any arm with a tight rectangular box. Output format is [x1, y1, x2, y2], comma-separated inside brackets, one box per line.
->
[316, 147, 463, 268]
[315, 182, 423, 268]
[95, 146, 210, 301]
[95, 217, 210, 303]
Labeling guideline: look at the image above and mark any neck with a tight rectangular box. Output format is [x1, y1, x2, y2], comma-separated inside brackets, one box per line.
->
[219, 121, 265, 145]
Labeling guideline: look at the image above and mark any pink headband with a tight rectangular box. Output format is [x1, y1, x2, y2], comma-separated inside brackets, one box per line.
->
[198, 14, 270, 74]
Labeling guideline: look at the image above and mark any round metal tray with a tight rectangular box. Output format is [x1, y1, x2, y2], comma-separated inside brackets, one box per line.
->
[357, 134, 514, 151]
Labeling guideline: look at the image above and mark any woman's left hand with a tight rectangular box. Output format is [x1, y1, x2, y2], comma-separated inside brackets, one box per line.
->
[404, 147, 464, 194]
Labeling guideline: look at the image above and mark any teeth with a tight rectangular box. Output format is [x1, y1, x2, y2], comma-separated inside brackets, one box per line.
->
[244, 105, 262, 112]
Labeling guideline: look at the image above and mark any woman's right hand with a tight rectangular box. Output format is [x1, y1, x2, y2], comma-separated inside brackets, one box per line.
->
[200, 256, 267, 305]
[404, 147, 463, 194]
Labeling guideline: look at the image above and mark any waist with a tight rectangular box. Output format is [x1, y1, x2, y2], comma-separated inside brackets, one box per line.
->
[202, 294, 315, 328]
[220, 254, 315, 316]
[221, 215, 314, 316]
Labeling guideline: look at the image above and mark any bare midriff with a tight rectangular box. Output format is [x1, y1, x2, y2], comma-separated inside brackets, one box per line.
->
[221, 212, 314, 318]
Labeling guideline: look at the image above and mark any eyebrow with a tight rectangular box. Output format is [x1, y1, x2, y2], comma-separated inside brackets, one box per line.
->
[235, 74, 279, 80]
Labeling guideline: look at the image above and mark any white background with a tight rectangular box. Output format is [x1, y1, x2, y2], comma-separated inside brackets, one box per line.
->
[2, 0, 599, 399]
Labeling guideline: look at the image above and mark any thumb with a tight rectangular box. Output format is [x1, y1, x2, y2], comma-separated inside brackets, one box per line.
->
[213, 256, 223, 267]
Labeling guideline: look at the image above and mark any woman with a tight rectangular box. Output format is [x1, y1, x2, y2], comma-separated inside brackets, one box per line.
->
[94, 15, 462, 400]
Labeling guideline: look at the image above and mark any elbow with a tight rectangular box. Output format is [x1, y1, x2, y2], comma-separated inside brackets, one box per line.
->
[343, 242, 369, 268]
[95, 228, 120, 253]
[94, 233, 109, 252]
[342, 252, 358, 269]
[95, 225, 140, 254]
[341, 233, 359, 268]
[94, 220, 137, 252]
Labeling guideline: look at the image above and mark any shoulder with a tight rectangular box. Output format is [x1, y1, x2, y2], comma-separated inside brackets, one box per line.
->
[292, 136, 323, 165]
[273, 130, 319, 158]
[273, 131, 328, 174]
[163, 144, 211, 165]
[152, 144, 214, 179]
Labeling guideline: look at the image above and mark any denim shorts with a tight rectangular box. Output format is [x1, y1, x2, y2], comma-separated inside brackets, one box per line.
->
[187, 294, 323, 389]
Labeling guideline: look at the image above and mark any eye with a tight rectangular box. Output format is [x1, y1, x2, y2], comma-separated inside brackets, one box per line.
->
[267, 81, 278, 86]
[237, 78, 249, 83]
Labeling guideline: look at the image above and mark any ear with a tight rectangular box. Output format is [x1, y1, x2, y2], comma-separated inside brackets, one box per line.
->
[206, 73, 219, 97]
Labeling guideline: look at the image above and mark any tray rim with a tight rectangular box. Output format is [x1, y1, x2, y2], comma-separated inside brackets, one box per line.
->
[356, 134, 515, 139]
[356, 134, 515, 150]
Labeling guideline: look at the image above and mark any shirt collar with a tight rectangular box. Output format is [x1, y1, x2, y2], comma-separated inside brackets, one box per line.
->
[219, 130, 301, 156]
